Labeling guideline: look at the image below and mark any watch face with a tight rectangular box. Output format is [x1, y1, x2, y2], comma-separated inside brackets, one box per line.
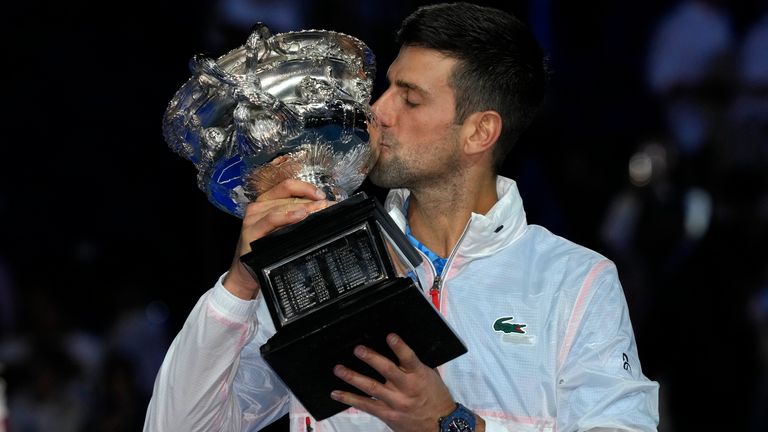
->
[440, 403, 476, 432]
[447, 418, 472, 432]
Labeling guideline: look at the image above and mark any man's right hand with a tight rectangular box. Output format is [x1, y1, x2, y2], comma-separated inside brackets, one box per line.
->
[223, 179, 330, 300]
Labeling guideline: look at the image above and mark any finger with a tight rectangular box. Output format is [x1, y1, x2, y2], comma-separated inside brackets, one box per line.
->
[242, 197, 330, 238]
[333, 364, 396, 402]
[242, 200, 302, 223]
[238, 199, 331, 259]
[259, 199, 330, 219]
[247, 206, 308, 237]
[263, 204, 310, 222]
[236, 207, 308, 255]
[329, 388, 390, 418]
[243, 197, 318, 219]
[256, 179, 327, 202]
[386, 334, 422, 372]
[243, 197, 331, 230]
[348, 344, 411, 389]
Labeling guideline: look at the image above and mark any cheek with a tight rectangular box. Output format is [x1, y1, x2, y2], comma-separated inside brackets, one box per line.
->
[402, 115, 443, 140]
[406, 116, 455, 146]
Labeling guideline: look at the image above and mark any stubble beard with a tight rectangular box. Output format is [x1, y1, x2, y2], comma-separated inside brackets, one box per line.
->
[368, 131, 463, 192]
[368, 150, 414, 189]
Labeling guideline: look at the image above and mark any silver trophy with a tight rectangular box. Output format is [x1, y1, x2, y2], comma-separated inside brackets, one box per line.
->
[162, 24, 466, 420]
[162, 23, 377, 217]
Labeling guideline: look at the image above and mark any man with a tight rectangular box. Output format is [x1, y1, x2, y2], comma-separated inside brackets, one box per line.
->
[144, 3, 659, 431]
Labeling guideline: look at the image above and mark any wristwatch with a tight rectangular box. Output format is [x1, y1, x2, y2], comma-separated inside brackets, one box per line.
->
[438, 403, 476, 432]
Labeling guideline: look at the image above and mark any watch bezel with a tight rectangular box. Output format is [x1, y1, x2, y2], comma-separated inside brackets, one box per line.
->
[438, 403, 476, 432]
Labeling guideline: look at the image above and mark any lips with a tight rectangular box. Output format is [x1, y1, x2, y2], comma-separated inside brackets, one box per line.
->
[376, 131, 396, 148]
[367, 116, 395, 150]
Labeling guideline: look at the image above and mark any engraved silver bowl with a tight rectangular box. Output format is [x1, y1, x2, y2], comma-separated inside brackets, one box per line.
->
[163, 23, 376, 217]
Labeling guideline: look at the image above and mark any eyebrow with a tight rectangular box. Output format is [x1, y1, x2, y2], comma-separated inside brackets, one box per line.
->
[394, 79, 429, 96]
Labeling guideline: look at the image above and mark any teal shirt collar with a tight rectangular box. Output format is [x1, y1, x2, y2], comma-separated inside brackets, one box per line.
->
[403, 198, 448, 276]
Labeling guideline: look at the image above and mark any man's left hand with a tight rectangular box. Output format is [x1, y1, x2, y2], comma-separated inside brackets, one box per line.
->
[330, 333, 456, 432]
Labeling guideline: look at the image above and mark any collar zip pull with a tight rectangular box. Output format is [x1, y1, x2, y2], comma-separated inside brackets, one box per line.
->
[430, 275, 442, 310]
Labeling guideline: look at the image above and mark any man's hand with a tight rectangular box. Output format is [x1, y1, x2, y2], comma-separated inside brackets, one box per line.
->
[223, 179, 329, 300]
[330, 333, 458, 432]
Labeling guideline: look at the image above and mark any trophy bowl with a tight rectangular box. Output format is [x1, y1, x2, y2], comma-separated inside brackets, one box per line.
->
[162, 23, 377, 217]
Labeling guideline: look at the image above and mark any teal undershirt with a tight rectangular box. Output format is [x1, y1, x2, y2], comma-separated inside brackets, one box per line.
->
[403, 198, 448, 276]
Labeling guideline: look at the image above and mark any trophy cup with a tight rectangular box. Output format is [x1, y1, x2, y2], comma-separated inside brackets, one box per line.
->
[162, 23, 467, 420]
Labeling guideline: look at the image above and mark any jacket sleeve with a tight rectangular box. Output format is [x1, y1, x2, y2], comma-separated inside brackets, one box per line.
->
[556, 261, 659, 432]
[143, 274, 290, 432]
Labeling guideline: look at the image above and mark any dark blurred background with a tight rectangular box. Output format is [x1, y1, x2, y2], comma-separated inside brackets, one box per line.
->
[1, 0, 766, 431]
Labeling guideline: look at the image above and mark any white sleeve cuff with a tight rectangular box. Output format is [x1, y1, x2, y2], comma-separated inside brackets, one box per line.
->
[210, 272, 260, 321]
[482, 417, 513, 432]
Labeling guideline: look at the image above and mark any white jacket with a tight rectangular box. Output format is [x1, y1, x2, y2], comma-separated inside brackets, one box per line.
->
[144, 176, 659, 432]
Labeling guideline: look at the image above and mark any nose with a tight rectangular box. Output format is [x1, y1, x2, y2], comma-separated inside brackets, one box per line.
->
[371, 87, 394, 129]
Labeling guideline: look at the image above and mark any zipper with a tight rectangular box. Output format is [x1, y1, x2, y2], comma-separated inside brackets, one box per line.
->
[429, 275, 442, 309]
[426, 221, 472, 311]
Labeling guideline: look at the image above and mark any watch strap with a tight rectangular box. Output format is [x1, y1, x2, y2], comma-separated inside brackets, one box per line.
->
[438, 402, 476, 432]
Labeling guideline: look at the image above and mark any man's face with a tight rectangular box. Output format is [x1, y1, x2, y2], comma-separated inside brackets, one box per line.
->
[368, 46, 463, 190]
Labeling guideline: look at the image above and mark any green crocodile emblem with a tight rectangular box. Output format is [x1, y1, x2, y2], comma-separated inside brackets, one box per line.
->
[493, 316, 526, 334]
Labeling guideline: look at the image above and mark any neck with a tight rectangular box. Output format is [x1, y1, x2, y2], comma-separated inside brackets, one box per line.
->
[407, 172, 497, 258]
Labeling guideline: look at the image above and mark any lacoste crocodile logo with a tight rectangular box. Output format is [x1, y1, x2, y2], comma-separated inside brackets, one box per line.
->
[493, 316, 527, 334]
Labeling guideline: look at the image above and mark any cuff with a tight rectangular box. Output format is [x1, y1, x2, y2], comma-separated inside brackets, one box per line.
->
[482, 417, 513, 432]
[210, 272, 260, 321]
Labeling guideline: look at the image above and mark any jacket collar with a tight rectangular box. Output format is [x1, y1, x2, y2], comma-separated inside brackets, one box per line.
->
[384, 176, 528, 259]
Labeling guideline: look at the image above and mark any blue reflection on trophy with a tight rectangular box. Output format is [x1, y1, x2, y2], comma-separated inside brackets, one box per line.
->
[162, 23, 376, 217]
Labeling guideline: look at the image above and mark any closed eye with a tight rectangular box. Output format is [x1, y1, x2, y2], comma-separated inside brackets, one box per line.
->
[394, 79, 427, 108]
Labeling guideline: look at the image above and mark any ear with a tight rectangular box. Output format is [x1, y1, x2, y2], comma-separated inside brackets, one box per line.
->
[461, 111, 502, 156]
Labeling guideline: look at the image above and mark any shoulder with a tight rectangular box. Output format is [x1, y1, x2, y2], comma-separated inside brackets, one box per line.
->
[521, 225, 615, 279]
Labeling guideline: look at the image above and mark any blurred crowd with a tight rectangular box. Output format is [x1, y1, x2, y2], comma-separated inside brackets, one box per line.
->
[603, 1, 768, 430]
[1, 1, 766, 431]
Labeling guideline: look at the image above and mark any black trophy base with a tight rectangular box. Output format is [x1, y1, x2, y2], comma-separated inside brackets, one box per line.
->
[260, 277, 467, 421]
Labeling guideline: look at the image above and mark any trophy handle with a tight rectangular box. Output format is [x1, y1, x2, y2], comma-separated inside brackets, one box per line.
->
[371, 199, 422, 268]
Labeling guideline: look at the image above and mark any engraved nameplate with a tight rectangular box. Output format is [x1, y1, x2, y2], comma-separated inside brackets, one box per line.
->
[262, 223, 388, 326]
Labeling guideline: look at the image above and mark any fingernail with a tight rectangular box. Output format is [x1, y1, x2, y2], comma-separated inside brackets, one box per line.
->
[315, 189, 327, 199]
[387, 334, 399, 345]
[290, 208, 307, 217]
[333, 365, 346, 377]
[354, 345, 367, 358]
[330, 391, 342, 400]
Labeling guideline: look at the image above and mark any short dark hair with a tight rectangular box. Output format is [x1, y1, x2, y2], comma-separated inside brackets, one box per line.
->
[397, 2, 547, 169]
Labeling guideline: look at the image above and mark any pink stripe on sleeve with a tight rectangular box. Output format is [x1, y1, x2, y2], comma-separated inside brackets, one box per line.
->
[557, 259, 611, 370]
